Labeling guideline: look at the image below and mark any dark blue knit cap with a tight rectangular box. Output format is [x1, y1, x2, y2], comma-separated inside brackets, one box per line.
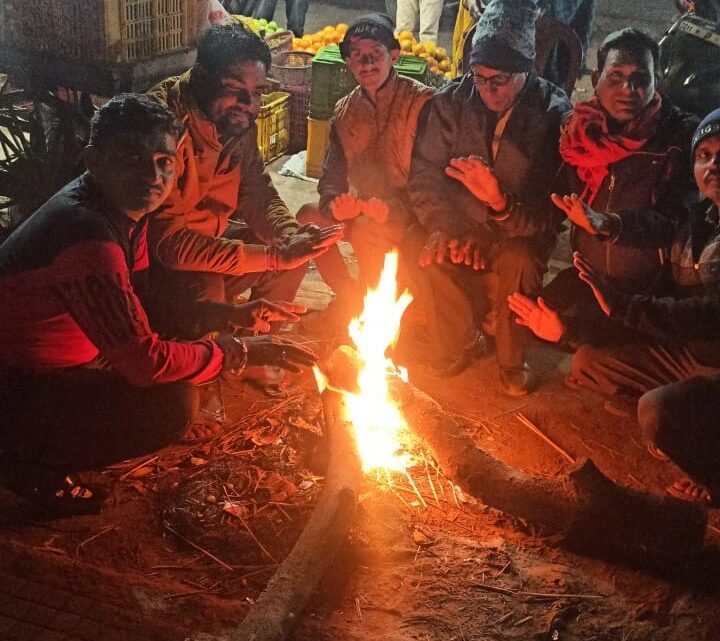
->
[692, 108, 720, 158]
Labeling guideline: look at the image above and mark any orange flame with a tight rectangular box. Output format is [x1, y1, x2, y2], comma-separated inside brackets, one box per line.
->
[343, 251, 413, 472]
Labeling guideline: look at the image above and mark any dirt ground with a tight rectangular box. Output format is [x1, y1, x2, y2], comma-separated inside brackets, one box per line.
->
[1, 287, 719, 641]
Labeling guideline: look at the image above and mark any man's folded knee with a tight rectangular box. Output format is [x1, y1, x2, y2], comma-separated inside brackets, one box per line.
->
[296, 202, 326, 225]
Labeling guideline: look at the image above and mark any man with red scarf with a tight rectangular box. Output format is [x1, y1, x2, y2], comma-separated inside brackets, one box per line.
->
[508, 29, 698, 362]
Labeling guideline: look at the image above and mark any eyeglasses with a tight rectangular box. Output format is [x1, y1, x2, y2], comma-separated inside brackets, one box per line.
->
[470, 71, 514, 89]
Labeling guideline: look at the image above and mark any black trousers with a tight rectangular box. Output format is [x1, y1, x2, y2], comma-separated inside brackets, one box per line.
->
[0, 368, 197, 477]
[570, 338, 720, 495]
[403, 228, 551, 369]
[639, 375, 720, 496]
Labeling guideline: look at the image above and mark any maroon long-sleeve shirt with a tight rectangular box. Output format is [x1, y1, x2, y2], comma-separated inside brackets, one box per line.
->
[0, 173, 223, 386]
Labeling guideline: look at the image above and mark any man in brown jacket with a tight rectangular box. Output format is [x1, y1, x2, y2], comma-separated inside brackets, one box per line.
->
[148, 23, 343, 338]
[298, 13, 433, 331]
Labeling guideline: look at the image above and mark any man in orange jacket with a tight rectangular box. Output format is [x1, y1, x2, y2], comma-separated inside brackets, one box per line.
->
[147, 23, 343, 340]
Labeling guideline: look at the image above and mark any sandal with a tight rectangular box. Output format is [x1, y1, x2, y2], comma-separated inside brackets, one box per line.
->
[0, 455, 107, 515]
[666, 478, 713, 505]
[647, 441, 670, 461]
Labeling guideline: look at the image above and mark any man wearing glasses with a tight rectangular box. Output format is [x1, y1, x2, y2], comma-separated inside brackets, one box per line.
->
[406, 0, 571, 395]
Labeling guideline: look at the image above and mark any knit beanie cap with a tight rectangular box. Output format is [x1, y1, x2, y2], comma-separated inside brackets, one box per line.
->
[692, 108, 720, 158]
[339, 13, 400, 59]
[469, 0, 539, 73]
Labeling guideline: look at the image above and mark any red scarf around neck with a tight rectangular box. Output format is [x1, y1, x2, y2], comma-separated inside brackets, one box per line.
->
[559, 94, 663, 205]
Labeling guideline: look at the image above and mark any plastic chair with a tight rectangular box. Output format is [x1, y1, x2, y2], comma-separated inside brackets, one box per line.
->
[460, 14, 583, 96]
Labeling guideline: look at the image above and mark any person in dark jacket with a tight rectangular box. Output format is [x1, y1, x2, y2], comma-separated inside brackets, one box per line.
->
[0, 95, 317, 516]
[512, 110, 720, 504]
[406, 0, 571, 395]
[536, 29, 699, 352]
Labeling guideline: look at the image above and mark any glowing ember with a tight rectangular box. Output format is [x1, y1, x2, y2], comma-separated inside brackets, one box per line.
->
[322, 251, 413, 473]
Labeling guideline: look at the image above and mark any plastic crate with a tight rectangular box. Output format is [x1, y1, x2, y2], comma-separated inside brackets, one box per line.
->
[284, 83, 311, 153]
[256, 91, 290, 164]
[271, 51, 313, 86]
[395, 55, 429, 84]
[309, 45, 357, 121]
[305, 117, 331, 179]
[0, 0, 196, 63]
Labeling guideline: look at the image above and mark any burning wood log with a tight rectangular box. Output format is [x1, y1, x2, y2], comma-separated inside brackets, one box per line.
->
[231, 389, 362, 641]
[323, 344, 707, 560]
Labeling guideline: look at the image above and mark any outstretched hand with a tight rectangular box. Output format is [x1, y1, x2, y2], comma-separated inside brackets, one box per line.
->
[445, 156, 506, 212]
[330, 193, 362, 221]
[551, 193, 612, 237]
[507, 293, 565, 342]
[275, 224, 344, 269]
[573, 252, 622, 317]
[229, 299, 306, 333]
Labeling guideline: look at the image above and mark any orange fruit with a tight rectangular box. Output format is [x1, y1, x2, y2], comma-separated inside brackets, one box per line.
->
[423, 41, 436, 56]
[400, 38, 413, 53]
[435, 46, 448, 61]
[311, 33, 323, 45]
[336, 23, 349, 35]
[438, 58, 451, 72]
[398, 30, 414, 41]
[412, 42, 426, 56]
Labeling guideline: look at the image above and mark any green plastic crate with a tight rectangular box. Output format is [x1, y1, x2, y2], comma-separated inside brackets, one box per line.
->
[395, 54, 428, 84]
[309, 45, 429, 120]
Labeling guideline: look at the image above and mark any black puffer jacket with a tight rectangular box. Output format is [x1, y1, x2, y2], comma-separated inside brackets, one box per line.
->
[409, 72, 572, 248]
[568, 99, 699, 292]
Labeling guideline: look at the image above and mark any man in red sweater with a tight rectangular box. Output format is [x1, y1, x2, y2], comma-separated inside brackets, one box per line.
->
[0, 94, 316, 515]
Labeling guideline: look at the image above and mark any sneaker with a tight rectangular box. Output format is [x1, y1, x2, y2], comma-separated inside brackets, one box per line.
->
[499, 363, 536, 396]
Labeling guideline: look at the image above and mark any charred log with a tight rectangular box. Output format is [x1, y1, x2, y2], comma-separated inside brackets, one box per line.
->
[232, 389, 362, 641]
[321, 344, 707, 559]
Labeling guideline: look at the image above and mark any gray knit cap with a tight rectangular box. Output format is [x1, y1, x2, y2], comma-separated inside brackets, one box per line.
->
[470, 0, 539, 73]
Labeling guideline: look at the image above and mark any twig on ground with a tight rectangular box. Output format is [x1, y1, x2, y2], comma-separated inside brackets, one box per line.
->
[405, 469, 428, 508]
[75, 524, 116, 557]
[423, 454, 441, 508]
[119, 455, 158, 480]
[515, 413, 575, 464]
[493, 560, 512, 578]
[449, 480, 460, 508]
[236, 513, 279, 563]
[164, 524, 235, 571]
[471, 582, 605, 600]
